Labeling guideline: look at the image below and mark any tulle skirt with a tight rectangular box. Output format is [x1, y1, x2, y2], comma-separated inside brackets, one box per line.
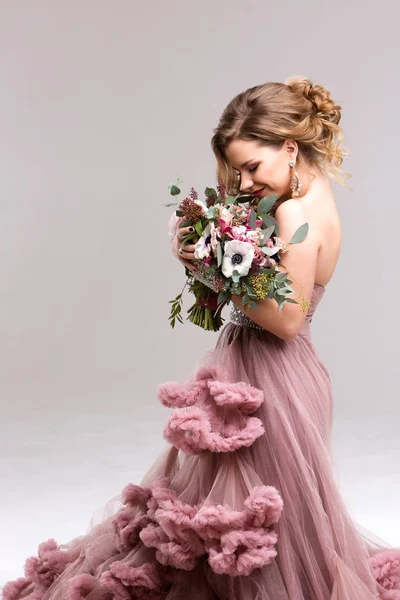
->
[3, 322, 400, 600]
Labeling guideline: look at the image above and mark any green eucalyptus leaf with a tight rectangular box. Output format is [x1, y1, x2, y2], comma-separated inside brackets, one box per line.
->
[241, 293, 249, 305]
[225, 195, 237, 205]
[257, 194, 277, 214]
[205, 187, 217, 198]
[232, 269, 240, 283]
[275, 272, 287, 282]
[218, 290, 230, 304]
[249, 300, 258, 311]
[169, 185, 181, 196]
[289, 222, 309, 244]
[261, 225, 275, 244]
[277, 299, 287, 311]
[248, 209, 257, 229]
[206, 206, 217, 219]
[262, 246, 279, 256]
[262, 214, 278, 232]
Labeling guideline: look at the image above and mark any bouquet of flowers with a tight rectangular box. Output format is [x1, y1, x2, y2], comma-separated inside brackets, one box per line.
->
[165, 177, 310, 331]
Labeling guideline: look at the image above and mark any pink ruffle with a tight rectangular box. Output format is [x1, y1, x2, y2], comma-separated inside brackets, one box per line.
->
[159, 366, 266, 454]
[65, 574, 97, 600]
[369, 549, 400, 598]
[206, 528, 278, 576]
[24, 539, 77, 587]
[100, 561, 173, 600]
[137, 477, 283, 576]
[2, 578, 40, 600]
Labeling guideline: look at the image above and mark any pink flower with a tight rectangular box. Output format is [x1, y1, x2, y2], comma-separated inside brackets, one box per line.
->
[252, 246, 270, 268]
[218, 207, 232, 227]
[230, 226, 248, 241]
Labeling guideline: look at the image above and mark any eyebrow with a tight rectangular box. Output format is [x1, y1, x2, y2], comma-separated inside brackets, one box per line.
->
[233, 158, 256, 171]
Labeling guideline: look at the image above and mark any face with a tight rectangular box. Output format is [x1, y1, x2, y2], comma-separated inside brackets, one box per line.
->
[225, 138, 298, 198]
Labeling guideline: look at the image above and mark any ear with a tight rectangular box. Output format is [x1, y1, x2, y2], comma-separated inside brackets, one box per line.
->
[283, 139, 298, 160]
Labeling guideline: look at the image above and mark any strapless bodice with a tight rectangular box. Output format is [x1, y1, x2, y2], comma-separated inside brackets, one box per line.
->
[229, 283, 326, 337]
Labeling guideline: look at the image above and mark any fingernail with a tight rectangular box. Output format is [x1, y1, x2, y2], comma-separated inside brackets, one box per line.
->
[189, 227, 194, 232]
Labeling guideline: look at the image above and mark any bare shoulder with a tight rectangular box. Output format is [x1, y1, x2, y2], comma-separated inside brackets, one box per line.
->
[274, 184, 342, 287]
[274, 198, 320, 247]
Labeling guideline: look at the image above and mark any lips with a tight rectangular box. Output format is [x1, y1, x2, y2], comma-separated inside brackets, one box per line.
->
[252, 188, 265, 197]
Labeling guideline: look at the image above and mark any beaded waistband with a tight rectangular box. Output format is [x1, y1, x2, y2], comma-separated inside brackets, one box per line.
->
[229, 304, 265, 332]
[229, 304, 311, 336]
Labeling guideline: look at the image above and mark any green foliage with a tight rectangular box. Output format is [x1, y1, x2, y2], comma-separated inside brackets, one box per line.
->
[248, 209, 257, 229]
[170, 185, 181, 196]
[232, 269, 240, 284]
[206, 206, 217, 219]
[261, 214, 279, 235]
[205, 187, 217, 199]
[168, 291, 184, 328]
[257, 194, 277, 214]
[260, 225, 275, 244]
[289, 223, 309, 244]
[195, 221, 204, 237]
[262, 246, 279, 256]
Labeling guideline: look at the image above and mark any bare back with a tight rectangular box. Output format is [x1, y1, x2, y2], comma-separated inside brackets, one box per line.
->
[298, 175, 342, 288]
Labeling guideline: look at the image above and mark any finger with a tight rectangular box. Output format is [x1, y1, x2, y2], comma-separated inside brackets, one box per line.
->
[181, 243, 197, 252]
[178, 226, 196, 238]
[179, 257, 196, 271]
[178, 246, 198, 263]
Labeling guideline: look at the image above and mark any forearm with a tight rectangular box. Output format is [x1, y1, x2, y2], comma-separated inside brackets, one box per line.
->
[231, 293, 295, 341]
[192, 265, 301, 341]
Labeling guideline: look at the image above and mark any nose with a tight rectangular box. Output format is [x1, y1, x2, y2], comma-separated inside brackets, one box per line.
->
[239, 174, 255, 193]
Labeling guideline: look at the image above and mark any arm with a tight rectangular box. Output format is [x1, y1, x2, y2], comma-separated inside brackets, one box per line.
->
[231, 199, 320, 342]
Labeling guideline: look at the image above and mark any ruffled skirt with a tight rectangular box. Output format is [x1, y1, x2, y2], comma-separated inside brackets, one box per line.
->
[3, 323, 400, 600]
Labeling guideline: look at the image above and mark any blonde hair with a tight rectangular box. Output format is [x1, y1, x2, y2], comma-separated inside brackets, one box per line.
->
[211, 76, 351, 196]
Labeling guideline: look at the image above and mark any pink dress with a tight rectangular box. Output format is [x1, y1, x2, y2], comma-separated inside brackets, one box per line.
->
[3, 283, 400, 600]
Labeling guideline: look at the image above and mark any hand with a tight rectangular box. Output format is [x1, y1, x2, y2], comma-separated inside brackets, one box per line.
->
[171, 220, 199, 273]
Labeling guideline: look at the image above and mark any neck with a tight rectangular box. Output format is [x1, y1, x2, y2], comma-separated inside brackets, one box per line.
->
[296, 162, 323, 198]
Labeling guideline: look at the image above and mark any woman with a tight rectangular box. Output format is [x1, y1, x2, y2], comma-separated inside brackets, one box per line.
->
[3, 77, 400, 600]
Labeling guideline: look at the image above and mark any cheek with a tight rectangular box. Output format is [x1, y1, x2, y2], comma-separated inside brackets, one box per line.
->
[261, 160, 288, 191]
[274, 158, 289, 183]
[261, 156, 283, 181]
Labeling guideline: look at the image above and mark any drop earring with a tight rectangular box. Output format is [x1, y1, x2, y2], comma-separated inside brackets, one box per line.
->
[288, 159, 303, 198]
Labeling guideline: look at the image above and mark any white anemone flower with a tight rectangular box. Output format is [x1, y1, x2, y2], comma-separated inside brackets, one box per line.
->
[194, 222, 214, 259]
[222, 240, 255, 278]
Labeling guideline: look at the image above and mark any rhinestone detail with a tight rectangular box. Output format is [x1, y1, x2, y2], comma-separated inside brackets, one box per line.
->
[229, 303, 265, 332]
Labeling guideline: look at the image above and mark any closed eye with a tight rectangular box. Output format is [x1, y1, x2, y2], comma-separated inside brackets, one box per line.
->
[234, 164, 258, 177]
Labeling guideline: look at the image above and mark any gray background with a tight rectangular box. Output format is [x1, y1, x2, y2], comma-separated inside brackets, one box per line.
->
[1, 0, 398, 587]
